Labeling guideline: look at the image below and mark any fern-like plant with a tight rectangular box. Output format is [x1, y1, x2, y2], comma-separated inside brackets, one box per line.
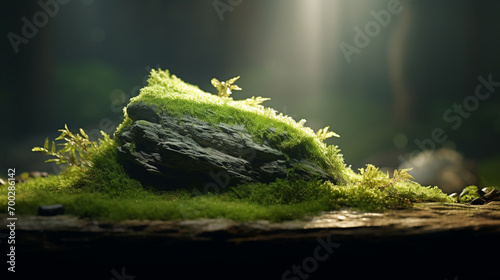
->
[242, 96, 271, 108]
[358, 164, 413, 189]
[32, 124, 107, 172]
[316, 126, 339, 141]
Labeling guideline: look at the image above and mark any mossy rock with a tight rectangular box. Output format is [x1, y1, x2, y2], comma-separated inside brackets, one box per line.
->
[115, 69, 352, 191]
[5, 68, 456, 222]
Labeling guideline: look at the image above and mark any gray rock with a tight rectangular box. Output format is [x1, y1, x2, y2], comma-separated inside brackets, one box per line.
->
[126, 102, 159, 123]
[116, 102, 334, 191]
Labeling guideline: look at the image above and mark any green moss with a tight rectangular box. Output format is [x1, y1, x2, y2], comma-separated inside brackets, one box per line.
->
[0, 166, 453, 221]
[0, 69, 457, 222]
[458, 185, 480, 203]
[128, 142, 136, 153]
[114, 106, 132, 135]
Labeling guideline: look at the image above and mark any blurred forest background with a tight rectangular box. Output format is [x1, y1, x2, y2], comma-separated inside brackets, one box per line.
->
[1, 0, 499, 187]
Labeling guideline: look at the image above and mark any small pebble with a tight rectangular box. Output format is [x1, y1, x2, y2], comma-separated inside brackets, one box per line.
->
[38, 204, 65, 216]
[29, 171, 49, 178]
[459, 188, 468, 197]
[15, 171, 50, 183]
[470, 198, 485, 205]
[484, 188, 500, 201]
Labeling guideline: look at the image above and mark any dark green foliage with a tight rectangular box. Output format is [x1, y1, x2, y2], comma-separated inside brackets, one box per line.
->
[227, 178, 332, 205]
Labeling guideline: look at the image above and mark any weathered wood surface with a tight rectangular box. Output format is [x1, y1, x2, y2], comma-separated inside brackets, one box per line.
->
[3, 202, 500, 279]
[6, 202, 500, 238]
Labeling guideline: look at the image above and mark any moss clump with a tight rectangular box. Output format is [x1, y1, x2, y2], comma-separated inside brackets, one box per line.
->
[0, 69, 456, 222]
[458, 185, 480, 203]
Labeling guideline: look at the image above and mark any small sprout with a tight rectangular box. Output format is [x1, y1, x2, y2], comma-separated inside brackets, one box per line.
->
[243, 96, 271, 108]
[211, 76, 242, 98]
[316, 126, 339, 141]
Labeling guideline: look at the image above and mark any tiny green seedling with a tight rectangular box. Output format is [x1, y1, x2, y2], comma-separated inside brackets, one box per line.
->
[211, 76, 271, 108]
[211, 76, 242, 98]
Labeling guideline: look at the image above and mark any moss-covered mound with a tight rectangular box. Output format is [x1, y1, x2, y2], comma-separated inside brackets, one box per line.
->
[0, 69, 457, 221]
[114, 69, 352, 191]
